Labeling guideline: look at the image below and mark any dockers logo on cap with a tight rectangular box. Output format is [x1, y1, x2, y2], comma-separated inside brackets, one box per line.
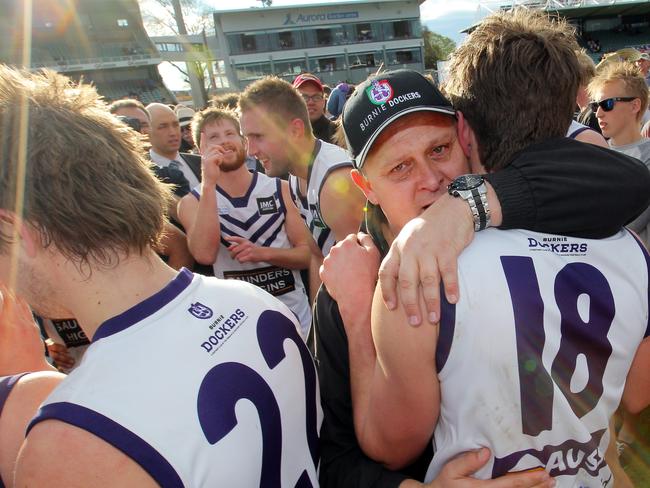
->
[366, 79, 393, 106]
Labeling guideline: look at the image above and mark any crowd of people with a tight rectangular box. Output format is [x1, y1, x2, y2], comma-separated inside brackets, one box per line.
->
[0, 8, 649, 488]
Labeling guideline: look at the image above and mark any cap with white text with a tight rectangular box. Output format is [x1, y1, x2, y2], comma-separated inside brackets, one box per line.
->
[342, 69, 455, 169]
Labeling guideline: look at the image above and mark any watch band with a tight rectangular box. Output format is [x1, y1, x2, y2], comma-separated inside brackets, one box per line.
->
[448, 176, 491, 232]
[467, 187, 490, 231]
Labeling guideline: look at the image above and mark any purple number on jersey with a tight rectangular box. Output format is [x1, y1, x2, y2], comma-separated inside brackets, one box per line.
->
[501, 257, 614, 432]
[196, 310, 316, 488]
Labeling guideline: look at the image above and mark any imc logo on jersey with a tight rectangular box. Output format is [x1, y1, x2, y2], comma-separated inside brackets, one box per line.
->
[188, 302, 214, 320]
[309, 203, 327, 229]
[528, 238, 588, 256]
[257, 196, 278, 215]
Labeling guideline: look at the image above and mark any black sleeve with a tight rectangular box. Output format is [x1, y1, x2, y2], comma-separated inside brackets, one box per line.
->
[314, 286, 432, 488]
[151, 165, 191, 198]
[484, 137, 650, 239]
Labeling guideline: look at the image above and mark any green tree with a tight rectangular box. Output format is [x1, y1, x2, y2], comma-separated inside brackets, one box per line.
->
[422, 25, 456, 69]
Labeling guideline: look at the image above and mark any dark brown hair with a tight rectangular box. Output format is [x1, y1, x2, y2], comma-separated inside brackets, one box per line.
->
[444, 9, 580, 171]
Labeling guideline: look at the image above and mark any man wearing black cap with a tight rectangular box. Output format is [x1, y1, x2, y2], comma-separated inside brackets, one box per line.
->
[315, 69, 554, 487]
[293, 73, 337, 144]
[325, 10, 649, 485]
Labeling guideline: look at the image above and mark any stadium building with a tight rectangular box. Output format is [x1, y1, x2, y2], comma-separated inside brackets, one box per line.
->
[0, 0, 174, 104]
[479, 0, 650, 59]
[213, 0, 426, 89]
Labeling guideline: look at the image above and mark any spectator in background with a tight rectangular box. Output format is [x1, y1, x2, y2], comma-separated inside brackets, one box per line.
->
[635, 51, 650, 86]
[146, 103, 201, 194]
[574, 49, 602, 134]
[327, 82, 352, 119]
[175, 105, 197, 153]
[211, 92, 240, 110]
[589, 62, 650, 241]
[293, 73, 337, 144]
[108, 98, 151, 135]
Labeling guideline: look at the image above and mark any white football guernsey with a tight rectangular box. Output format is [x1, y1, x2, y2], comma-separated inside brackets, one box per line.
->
[192, 172, 311, 339]
[426, 229, 649, 487]
[29, 270, 322, 488]
[288, 139, 353, 256]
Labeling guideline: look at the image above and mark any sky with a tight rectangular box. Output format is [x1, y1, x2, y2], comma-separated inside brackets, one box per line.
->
[156, 0, 508, 90]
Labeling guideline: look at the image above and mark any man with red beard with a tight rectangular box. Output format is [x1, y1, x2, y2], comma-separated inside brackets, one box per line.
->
[178, 107, 313, 339]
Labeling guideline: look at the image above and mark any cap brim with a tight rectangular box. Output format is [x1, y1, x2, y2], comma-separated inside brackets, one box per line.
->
[354, 106, 456, 169]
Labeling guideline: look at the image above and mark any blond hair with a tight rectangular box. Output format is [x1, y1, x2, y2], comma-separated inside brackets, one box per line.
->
[239, 76, 312, 136]
[0, 65, 172, 266]
[588, 61, 649, 121]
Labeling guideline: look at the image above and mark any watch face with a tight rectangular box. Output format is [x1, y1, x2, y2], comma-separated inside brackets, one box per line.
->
[449, 174, 484, 192]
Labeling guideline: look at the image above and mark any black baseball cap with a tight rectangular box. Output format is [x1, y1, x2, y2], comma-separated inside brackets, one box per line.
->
[342, 69, 455, 169]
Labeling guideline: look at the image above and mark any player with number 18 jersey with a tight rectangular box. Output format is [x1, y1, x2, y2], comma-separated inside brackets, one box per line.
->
[426, 228, 649, 487]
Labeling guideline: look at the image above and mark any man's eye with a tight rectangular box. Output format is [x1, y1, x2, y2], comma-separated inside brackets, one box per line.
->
[430, 144, 449, 156]
[390, 162, 409, 174]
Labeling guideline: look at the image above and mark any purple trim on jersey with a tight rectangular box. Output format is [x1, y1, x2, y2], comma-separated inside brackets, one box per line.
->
[568, 127, 589, 139]
[250, 212, 284, 244]
[93, 268, 194, 342]
[221, 211, 261, 231]
[27, 402, 184, 488]
[275, 178, 287, 216]
[217, 171, 258, 208]
[191, 188, 201, 200]
[626, 229, 650, 338]
[0, 373, 29, 417]
[261, 218, 287, 247]
[435, 288, 456, 372]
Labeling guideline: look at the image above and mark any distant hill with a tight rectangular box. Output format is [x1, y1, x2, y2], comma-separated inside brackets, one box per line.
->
[423, 7, 491, 44]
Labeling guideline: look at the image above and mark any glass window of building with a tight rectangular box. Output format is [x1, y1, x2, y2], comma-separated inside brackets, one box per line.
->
[349, 50, 383, 68]
[356, 23, 373, 42]
[316, 28, 333, 46]
[392, 20, 412, 39]
[310, 55, 346, 73]
[387, 48, 422, 66]
[241, 33, 257, 52]
[236, 62, 272, 80]
[274, 59, 308, 77]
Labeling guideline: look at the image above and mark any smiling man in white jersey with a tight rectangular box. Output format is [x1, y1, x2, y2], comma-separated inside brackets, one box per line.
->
[333, 10, 650, 486]
[1, 67, 321, 487]
[178, 107, 313, 339]
[238, 77, 367, 298]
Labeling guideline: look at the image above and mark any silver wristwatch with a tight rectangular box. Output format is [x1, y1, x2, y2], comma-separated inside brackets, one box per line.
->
[447, 174, 491, 231]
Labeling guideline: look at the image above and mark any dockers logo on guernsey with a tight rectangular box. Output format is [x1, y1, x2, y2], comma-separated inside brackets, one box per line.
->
[528, 236, 588, 256]
[200, 308, 248, 354]
[366, 79, 393, 105]
[257, 196, 278, 215]
[188, 302, 214, 319]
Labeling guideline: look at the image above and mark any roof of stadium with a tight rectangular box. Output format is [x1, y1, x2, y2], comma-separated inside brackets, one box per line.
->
[212, 0, 426, 15]
[462, 0, 650, 33]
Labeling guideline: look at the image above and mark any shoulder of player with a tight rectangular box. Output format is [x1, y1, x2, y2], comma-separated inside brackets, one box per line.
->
[16, 418, 158, 487]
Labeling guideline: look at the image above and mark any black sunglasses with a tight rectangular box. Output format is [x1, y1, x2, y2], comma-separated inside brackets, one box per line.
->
[589, 97, 637, 112]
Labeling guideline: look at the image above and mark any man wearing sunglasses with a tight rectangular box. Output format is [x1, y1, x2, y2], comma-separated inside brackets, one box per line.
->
[293, 73, 337, 144]
[589, 62, 650, 245]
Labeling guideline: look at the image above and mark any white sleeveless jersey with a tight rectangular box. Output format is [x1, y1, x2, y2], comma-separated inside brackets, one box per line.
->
[29, 270, 322, 488]
[566, 120, 591, 139]
[192, 172, 311, 339]
[426, 229, 649, 487]
[289, 139, 353, 256]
